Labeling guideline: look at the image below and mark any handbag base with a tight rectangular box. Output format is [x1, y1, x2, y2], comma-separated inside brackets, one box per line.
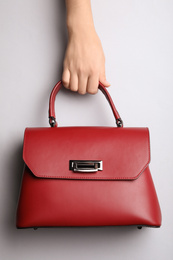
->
[16, 225, 161, 230]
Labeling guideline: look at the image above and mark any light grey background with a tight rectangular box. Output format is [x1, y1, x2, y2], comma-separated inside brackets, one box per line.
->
[0, 0, 172, 259]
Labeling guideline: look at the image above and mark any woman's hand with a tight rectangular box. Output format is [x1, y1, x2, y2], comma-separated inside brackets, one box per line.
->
[62, 0, 110, 94]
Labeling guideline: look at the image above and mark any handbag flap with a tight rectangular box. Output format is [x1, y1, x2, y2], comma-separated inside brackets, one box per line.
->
[23, 127, 150, 180]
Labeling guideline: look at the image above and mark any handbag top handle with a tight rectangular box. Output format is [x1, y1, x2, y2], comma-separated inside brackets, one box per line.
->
[48, 80, 123, 128]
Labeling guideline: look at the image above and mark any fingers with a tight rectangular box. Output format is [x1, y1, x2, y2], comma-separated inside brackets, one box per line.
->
[99, 71, 111, 88]
[77, 75, 88, 95]
[62, 29, 110, 95]
[87, 75, 99, 94]
[70, 74, 78, 92]
[62, 68, 110, 94]
[62, 68, 70, 89]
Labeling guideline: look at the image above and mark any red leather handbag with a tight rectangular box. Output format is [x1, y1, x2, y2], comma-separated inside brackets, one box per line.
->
[16, 80, 161, 229]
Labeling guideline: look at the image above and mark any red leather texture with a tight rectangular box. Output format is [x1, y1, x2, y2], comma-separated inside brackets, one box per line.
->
[17, 164, 161, 228]
[16, 81, 162, 228]
[23, 127, 150, 180]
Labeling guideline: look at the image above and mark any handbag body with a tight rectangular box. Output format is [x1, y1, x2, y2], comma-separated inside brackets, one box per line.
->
[16, 81, 161, 229]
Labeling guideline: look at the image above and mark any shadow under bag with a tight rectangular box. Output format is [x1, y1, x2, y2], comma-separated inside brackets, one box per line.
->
[16, 80, 161, 229]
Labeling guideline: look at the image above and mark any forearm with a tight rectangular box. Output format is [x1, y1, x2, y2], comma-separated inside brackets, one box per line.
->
[63, 0, 110, 94]
[65, 0, 95, 34]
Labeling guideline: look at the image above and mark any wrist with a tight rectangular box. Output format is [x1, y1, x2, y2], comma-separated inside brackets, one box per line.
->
[65, 0, 95, 36]
[67, 21, 96, 39]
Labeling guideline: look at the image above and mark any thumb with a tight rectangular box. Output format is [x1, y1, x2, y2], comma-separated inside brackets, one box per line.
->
[99, 72, 111, 87]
